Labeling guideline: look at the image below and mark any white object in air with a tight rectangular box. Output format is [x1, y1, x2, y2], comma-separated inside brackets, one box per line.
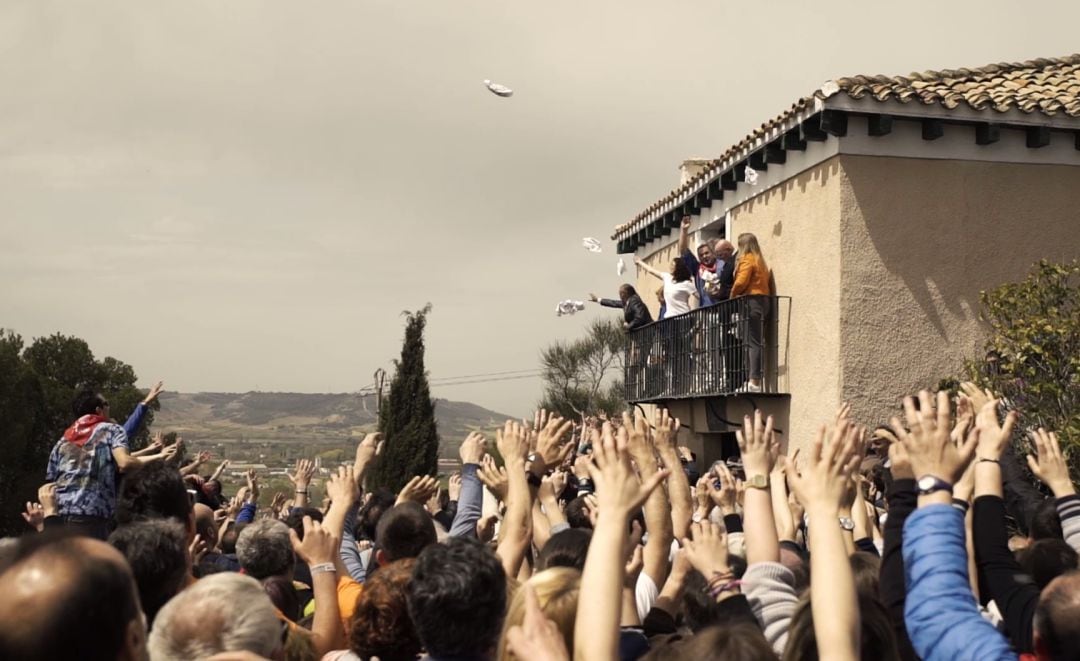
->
[484, 80, 514, 97]
[555, 300, 586, 317]
[745, 166, 760, 186]
[616, 258, 626, 276]
[582, 237, 602, 253]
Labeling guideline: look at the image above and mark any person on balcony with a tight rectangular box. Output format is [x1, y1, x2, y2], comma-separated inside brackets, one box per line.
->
[730, 232, 773, 393]
[587, 284, 653, 331]
[633, 255, 698, 316]
[678, 217, 735, 306]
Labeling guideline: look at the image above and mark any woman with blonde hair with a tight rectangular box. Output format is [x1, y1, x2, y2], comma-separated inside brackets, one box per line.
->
[729, 232, 772, 392]
[497, 567, 581, 660]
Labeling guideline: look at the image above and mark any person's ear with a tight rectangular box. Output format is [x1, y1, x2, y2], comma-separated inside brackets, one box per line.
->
[121, 613, 148, 661]
[375, 548, 388, 567]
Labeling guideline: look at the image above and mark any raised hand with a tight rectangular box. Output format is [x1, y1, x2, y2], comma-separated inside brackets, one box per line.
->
[548, 469, 568, 500]
[890, 391, 978, 486]
[396, 475, 438, 506]
[270, 492, 288, 518]
[1027, 428, 1075, 497]
[354, 432, 384, 477]
[246, 469, 260, 503]
[497, 420, 529, 466]
[289, 516, 340, 566]
[534, 415, 574, 474]
[143, 380, 165, 405]
[37, 483, 58, 518]
[459, 431, 487, 466]
[587, 423, 669, 519]
[573, 454, 592, 480]
[478, 456, 510, 501]
[22, 501, 44, 531]
[653, 408, 680, 452]
[622, 411, 653, 459]
[189, 534, 208, 564]
[287, 459, 317, 490]
[788, 421, 862, 514]
[505, 584, 571, 661]
[960, 382, 994, 415]
[974, 398, 1018, 462]
[683, 521, 732, 579]
[448, 473, 462, 501]
[426, 484, 444, 514]
[736, 410, 777, 478]
[707, 463, 738, 515]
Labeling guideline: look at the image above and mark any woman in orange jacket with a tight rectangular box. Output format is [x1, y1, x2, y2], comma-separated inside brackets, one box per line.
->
[730, 233, 772, 392]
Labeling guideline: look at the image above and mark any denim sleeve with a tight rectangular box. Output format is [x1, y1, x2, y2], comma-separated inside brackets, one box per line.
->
[339, 501, 366, 583]
[46, 443, 60, 482]
[449, 463, 482, 538]
[237, 502, 257, 524]
[122, 403, 147, 440]
[903, 505, 1016, 661]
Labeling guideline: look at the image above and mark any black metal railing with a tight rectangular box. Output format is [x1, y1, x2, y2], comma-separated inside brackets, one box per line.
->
[624, 295, 789, 402]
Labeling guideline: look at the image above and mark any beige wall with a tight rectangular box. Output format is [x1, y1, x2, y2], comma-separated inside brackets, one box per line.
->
[838, 155, 1080, 431]
[728, 158, 845, 452]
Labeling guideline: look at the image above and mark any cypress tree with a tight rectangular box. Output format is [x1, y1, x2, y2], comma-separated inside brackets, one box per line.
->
[370, 305, 440, 492]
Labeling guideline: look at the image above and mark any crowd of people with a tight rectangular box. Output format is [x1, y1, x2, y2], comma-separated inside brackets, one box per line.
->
[591, 217, 774, 394]
[2, 378, 1079, 661]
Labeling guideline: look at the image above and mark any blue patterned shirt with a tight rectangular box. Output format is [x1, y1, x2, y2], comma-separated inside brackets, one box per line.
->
[46, 422, 129, 519]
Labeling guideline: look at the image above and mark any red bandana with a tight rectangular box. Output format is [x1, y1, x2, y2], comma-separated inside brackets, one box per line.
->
[62, 414, 108, 447]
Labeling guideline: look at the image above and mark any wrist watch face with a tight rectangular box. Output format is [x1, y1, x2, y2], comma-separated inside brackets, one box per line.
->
[746, 474, 768, 489]
[839, 517, 855, 531]
[917, 475, 951, 494]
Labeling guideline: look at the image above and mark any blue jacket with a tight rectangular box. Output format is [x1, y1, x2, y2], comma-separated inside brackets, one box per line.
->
[449, 463, 482, 538]
[681, 249, 734, 307]
[123, 402, 149, 440]
[902, 504, 1015, 661]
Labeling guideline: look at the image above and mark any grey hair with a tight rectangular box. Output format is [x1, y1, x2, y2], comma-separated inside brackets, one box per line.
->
[148, 572, 281, 660]
[236, 518, 294, 579]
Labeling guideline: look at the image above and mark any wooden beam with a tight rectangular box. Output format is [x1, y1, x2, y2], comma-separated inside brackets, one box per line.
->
[656, 220, 671, 237]
[975, 123, 1000, 145]
[749, 151, 768, 171]
[721, 171, 737, 191]
[766, 140, 787, 164]
[662, 212, 678, 229]
[922, 119, 944, 140]
[644, 224, 656, 241]
[707, 178, 724, 200]
[1026, 126, 1051, 148]
[867, 115, 893, 136]
[695, 190, 710, 209]
[820, 110, 848, 137]
[803, 118, 828, 142]
[782, 128, 807, 151]
[682, 200, 697, 217]
[734, 163, 747, 182]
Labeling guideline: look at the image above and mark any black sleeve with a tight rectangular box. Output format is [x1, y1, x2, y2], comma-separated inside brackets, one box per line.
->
[973, 495, 1040, 653]
[629, 297, 654, 329]
[598, 298, 625, 309]
[643, 607, 678, 637]
[880, 478, 919, 661]
[718, 260, 735, 299]
[723, 513, 744, 534]
[854, 537, 879, 556]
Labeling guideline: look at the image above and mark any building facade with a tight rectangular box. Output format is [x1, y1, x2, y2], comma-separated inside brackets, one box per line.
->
[613, 54, 1080, 465]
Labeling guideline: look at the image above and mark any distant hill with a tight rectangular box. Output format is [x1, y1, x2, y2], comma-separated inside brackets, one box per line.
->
[154, 392, 513, 458]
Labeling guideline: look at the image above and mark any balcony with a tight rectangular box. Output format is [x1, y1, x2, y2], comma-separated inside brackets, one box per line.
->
[624, 295, 790, 403]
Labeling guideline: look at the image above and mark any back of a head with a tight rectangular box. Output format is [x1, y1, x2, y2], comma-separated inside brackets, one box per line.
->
[0, 534, 141, 661]
[236, 519, 294, 579]
[376, 502, 437, 563]
[221, 522, 245, 554]
[72, 389, 106, 418]
[1021, 539, 1079, 590]
[108, 520, 190, 628]
[537, 529, 592, 571]
[782, 593, 899, 661]
[262, 574, 301, 622]
[1030, 499, 1064, 540]
[285, 507, 324, 541]
[149, 572, 281, 661]
[193, 503, 218, 547]
[358, 489, 397, 541]
[1035, 571, 1080, 661]
[350, 558, 421, 661]
[681, 570, 757, 633]
[663, 623, 774, 661]
[565, 496, 593, 530]
[850, 551, 882, 599]
[498, 567, 581, 661]
[737, 232, 763, 258]
[408, 537, 507, 658]
[116, 461, 193, 527]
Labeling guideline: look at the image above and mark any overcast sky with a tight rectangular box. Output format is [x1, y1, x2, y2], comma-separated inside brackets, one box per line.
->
[2, 1, 1077, 417]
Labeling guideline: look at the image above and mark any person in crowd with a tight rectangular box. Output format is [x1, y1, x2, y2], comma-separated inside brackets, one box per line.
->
[148, 572, 283, 660]
[408, 537, 508, 661]
[497, 568, 581, 661]
[47, 389, 178, 539]
[729, 232, 773, 392]
[324, 558, 422, 661]
[115, 460, 196, 541]
[588, 284, 654, 331]
[655, 286, 667, 321]
[108, 520, 191, 629]
[634, 255, 698, 316]
[0, 533, 149, 661]
[678, 216, 735, 306]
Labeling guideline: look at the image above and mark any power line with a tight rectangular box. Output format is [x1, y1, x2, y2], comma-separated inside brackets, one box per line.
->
[353, 370, 542, 394]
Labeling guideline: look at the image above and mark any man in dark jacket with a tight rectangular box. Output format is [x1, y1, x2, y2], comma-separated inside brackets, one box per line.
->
[589, 284, 653, 331]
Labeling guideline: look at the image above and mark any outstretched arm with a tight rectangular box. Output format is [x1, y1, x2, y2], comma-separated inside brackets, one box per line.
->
[678, 216, 692, 254]
[634, 256, 664, 280]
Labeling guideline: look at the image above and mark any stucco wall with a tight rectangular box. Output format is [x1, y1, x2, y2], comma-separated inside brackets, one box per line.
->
[838, 155, 1080, 430]
[727, 158, 845, 452]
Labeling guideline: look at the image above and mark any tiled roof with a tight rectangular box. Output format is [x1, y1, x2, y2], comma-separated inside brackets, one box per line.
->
[613, 53, 1080, 239]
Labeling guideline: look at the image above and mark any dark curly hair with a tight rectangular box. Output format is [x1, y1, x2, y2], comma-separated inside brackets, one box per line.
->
[671, 258, 693, 283]
[350, 559, 421, 661]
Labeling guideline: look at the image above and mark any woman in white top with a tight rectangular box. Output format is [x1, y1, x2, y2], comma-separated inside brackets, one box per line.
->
[634, 255, 699, 316]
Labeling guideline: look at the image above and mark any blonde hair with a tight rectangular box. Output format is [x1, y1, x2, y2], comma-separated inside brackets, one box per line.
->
[737, 233, 765, 261]
[497, 567, 581, 660]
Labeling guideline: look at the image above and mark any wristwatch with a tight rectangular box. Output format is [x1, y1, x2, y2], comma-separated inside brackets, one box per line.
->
[745, 474, 769, 490]
[917, 475, 953, 496]
[839, 517, 855, 531]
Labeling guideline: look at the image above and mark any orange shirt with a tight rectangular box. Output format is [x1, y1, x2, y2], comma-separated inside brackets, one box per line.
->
[730, 252, 771, 297]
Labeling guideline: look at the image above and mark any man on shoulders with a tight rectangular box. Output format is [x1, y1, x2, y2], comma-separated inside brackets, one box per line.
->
[46, 390, 177, 539]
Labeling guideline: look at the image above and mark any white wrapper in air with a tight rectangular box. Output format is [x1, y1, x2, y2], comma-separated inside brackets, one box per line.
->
[582, 237, 602, 253]
[616, 258, 626, 276]
[555, 300, 586, 317]
[483, 80, 513, 97]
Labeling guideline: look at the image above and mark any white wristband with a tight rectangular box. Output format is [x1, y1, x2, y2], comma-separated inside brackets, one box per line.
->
[309, 563, 336, 575]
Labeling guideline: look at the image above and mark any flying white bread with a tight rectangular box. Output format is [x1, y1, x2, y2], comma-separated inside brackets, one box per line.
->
[556, 300, 586, 317]
[484, 79, 514, 97]
[582, 237, 602, 253]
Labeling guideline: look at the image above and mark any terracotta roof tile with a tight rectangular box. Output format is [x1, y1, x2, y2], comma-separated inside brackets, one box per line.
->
[613, 53, 1080, 240]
